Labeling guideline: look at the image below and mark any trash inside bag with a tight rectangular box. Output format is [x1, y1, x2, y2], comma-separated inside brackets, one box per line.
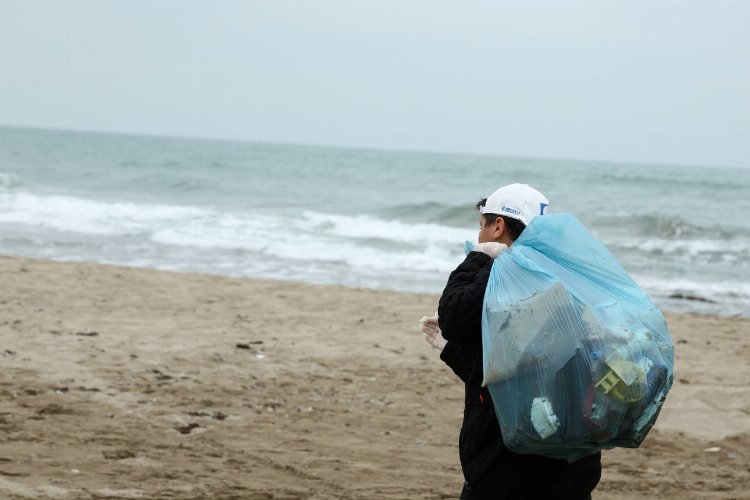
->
[479, 213, 674, 462]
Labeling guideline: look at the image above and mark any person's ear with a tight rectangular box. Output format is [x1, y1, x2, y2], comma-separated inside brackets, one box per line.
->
[492, 217, 506, 240]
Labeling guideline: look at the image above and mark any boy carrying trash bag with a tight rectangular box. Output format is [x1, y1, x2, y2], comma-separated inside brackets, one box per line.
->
[421, 183, 673, 499]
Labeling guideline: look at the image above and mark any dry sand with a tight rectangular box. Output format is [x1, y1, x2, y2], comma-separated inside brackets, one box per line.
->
[1, 256, 748, 499]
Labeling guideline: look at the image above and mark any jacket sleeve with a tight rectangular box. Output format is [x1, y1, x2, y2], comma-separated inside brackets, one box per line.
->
[438, 251, 493, 344]
[439, 340, 470, 383]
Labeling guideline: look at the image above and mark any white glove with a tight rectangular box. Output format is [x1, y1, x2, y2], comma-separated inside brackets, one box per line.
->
[419, 312, 446, 350]
[474, 242, 508, 259]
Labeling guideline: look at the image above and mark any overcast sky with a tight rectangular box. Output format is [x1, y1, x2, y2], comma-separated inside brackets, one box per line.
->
[1, 0, 748, 168]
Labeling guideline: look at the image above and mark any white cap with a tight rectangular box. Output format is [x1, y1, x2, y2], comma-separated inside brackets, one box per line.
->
[481, 183, 549, 226]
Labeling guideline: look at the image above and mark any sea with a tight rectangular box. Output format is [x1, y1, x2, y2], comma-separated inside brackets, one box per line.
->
[1, 126, 749, 318]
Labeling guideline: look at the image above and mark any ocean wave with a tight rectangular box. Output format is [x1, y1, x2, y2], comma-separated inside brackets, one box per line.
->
[377, 202, 477, 227]
[301, 211, 472, 245]
[608, 237, 750, 259]
[592, 213, 745, 240]
[0, 192, 207, 236]
[2, 127, 749, 317]
[0, 172, 24, 189]
[100, 171, 223, 197]
[152, 209, 472, 274]
[0, 191, 472, 275]
[632, 274, 750, 316]
[1, 189, 747, 316]
[167, 178, 212, 193]
[634, 274, 750, 298]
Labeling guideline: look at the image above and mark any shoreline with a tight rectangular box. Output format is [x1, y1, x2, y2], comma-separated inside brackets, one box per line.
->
[1, 253, 744, 320]
[1, 255, 748, 498]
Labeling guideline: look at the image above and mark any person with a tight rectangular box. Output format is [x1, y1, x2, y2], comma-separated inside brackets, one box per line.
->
[421, 183, 602, 499]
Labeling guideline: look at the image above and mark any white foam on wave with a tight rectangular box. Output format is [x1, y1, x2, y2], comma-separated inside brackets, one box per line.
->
[301, 210, 470, 245]
[639, 238, 747, 255]
[0, 190, 472, 277]
[151, 213, 278, 251]
[270, 236, 459, 273]
[606, 236, 749, 258]
[629, 274, 750, 317]
[633, 274, 750, 301]
[152, 208, 470, 274]
[11, 190, 745, 314]
[0, 192, 206, 236]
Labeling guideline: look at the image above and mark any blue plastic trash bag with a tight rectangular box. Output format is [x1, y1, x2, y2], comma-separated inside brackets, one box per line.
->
[479, 213, 674, 462]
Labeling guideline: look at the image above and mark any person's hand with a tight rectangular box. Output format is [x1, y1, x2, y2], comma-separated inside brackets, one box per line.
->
[474, 242, 508, 259]
[419, 313, 446, 350]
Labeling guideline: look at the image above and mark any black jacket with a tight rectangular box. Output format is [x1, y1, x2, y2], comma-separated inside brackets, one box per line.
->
[438, 251, 505, 485]
[438, 251, 602, 493]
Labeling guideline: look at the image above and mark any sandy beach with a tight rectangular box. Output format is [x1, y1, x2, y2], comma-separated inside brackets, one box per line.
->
[1, 255, 748, 499]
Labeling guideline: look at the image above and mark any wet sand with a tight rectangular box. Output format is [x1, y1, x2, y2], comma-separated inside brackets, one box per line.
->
[1, 256, 748, 499]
